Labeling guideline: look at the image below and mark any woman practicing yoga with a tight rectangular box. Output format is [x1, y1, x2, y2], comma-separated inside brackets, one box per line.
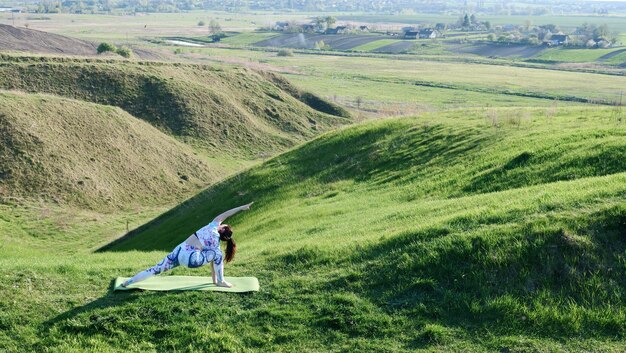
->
[121, 203, 253, 288]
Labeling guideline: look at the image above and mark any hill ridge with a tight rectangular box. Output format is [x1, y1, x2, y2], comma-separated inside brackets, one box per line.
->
[0, 55, 351, 159]
[0, 91, 216, 209]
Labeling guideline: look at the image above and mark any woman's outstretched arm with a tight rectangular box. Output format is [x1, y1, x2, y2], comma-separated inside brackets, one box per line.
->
[213, 202, 253, 223]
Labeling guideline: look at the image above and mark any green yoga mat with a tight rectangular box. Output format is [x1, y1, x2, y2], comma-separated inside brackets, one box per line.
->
[113, 276, 259, 293]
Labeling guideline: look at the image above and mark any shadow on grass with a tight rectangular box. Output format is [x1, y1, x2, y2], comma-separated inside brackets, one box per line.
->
[324, 205, 626, 348]
[39, 279, 144, 334]
[36, 279, 207, 351]
[464, 146, 626, 195]
[34, 281, 133, 351]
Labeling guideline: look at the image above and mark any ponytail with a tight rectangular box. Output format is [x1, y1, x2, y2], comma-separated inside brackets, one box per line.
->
[219, 224, 236, 263]
[225, 238, 236, 263]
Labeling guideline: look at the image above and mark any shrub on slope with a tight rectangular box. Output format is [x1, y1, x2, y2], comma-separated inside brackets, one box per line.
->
[0, 55, 350, 159]
[0, 91, 215, 209]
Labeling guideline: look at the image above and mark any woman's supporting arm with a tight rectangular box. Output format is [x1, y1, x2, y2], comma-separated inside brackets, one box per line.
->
[213, 202, 253, 223]
[211, 261, 217, 284]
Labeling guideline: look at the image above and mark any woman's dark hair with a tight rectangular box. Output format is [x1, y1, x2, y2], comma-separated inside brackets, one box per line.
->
[218, 224, 236, 263]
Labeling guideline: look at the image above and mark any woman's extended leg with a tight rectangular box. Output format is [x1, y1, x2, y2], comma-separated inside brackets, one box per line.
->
[122, 245, 182, 287]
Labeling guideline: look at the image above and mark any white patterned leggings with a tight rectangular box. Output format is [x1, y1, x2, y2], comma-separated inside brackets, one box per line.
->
[124, 242, 224, 286]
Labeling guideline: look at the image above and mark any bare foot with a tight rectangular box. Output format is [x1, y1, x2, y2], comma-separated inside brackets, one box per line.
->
[216, 281, 233, 288]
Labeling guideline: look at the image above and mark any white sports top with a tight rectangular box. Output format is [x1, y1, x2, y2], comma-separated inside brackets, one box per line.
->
[194, 220, 221, 249]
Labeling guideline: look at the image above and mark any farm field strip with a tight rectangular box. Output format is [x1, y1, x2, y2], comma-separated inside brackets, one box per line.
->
[282, 72, 584, 112]
[216, 31, 279, 46]
[254, 33, 386, 50]
[599, 49, 626, 65]
[372, 40, 417, 53]
[534, 47, 626, 63]
[0, 11, 310, 42]
[351, 39, 402, 51]
[199, 48, 626, 102]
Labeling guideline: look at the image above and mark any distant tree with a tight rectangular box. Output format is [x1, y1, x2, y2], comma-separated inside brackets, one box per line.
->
[576, 22, 596, 38]
[284, 20, 303, 33]
[462, 14, 471, 28]
[97, 42, 117, 54]
[487, 33, 496, 41]
[208, 19, 222, 35]
[539, 24, 559, 33]
[593, 24, 609, 40]
[355, 96, 363, 110]
[197, 20, 205, 26]
[523, 34, 540, 45]
[116, 46, 133, 58]
[210, 32, 226, 42]
[314, 40, 329, 50]
[277, 48, 294, 56]
[524, 19, 533, 32]
[537, 25, 558, 41]
[483, 21, 492, 30]
[325, 16, 336, 29]
[470, 14, 477, 25]
[314, 16, 326, 31]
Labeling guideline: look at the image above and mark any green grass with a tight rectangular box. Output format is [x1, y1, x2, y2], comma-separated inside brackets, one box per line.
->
[190, 47, 625, 106]
[533, 48, 625, 63]
[603, 50, 626, 65]
[282, 72, 582, 113]
[2, 106, 624, 352]
[351, 39, 402, 52]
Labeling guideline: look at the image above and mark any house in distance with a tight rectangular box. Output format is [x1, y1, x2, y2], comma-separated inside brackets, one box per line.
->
[544, 34, 569, 46]
[404, 28, 440, 39]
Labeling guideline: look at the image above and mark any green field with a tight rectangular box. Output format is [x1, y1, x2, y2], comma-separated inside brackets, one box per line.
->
[533, 48, 625, 63]
[181, 47, 625, 110]
[281, 73, 581, 113]
[2, 106, 625, 352]
[351, 39, 402, 52]
[1, 11, 309, 43]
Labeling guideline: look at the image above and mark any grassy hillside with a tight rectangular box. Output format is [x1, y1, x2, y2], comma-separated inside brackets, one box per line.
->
[1, 106, 623, 352]
[0, 55, 350, 159]
[112, 106, 626, 251]
[0, 91, 215, 209]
